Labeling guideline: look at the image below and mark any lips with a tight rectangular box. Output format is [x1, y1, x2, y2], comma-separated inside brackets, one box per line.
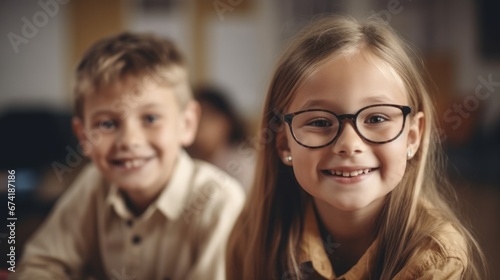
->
[322, 167, 378, 178]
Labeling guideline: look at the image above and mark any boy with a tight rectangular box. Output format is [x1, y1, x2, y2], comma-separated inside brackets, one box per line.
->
[15, 32, 245, 280]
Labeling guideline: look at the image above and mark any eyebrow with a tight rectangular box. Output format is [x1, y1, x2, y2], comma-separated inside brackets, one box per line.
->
[362, 95, 397, 104]
[140, 103, 162, 110]
[89, 103, 162, 119]
[89, 110, 115, 119]
[300, 99, 328, 110]
[298, 94, 400, 110]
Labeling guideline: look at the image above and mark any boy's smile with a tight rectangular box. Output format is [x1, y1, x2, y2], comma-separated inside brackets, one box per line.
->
[109, 155, 155, 171]
[73, 75, 198, 211]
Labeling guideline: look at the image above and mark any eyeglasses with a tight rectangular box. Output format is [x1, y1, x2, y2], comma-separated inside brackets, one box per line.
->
[283, 104, 411, 148]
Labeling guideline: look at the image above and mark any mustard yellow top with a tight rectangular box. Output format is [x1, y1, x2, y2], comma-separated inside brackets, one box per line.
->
[298, 203, 467, 279]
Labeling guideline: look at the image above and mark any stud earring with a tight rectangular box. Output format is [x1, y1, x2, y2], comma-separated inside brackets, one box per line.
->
[407, 149, 413, 160]
[285, 155, 292, 162]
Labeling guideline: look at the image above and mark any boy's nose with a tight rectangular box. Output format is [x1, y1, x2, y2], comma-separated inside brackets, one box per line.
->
[116, 122, 144, 150]
[331, 121, 364, 156]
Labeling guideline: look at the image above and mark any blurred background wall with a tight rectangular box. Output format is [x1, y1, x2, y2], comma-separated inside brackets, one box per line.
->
[1, 0, 500, 127]
[1, 0, 499, 276]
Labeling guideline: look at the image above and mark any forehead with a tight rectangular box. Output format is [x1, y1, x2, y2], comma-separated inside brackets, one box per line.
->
[288, 50, 408, 113]
[82, 75, 179, 118]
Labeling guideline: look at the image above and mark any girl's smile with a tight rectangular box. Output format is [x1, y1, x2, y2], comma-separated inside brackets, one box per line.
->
[281, 49, 422, 212]
[321, 166, 379, 184]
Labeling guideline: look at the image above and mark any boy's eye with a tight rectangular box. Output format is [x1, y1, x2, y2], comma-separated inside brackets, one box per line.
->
[144, 114, 159, 124]
[98, 120, 116, 129]
[365, 115, 388, 124]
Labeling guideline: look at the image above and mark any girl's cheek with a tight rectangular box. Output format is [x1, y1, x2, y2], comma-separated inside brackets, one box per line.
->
[374, 145, 406, 182]
[383, 156, 407, 185]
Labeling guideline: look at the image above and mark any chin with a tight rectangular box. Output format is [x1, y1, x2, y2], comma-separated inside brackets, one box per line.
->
[115, 180, 155, 193]
[329, 199, 373, 212]
[118, 184, 146, 191]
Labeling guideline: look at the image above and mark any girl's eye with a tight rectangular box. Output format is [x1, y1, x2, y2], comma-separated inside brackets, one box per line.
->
[307, 119, 332, 127]
[365, 115, 388, 124]
[98, 120, 116, 130]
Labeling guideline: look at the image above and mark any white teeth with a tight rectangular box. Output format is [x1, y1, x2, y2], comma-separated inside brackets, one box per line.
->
[121, 159, 145, 169]
[329, 168, 372, 177]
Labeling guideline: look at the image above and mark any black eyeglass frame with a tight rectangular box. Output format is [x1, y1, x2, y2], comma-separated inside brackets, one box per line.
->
[283, 104, 412, 148]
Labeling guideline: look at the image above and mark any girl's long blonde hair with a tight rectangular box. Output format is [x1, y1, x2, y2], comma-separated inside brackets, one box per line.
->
[227, 16, 486, 279]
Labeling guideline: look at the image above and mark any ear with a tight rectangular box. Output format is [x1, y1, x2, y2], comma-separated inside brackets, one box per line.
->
[407, 111, 424, 158]
[180, 100, 201, 147]
[275, 126, 293, 166]
[72, 117, 90, 156]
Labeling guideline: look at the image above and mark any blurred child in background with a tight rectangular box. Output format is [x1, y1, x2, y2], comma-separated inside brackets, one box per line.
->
[188, 86, 256, 191]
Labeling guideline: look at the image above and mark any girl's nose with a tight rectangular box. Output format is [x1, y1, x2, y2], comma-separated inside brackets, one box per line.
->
[331, 121, 364, 156]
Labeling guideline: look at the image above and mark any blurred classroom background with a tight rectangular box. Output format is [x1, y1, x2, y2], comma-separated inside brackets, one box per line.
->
[0, 0, 499, 277]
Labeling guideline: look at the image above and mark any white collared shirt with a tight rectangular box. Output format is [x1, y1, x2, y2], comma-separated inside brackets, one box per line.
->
[15, 151, 245, 280]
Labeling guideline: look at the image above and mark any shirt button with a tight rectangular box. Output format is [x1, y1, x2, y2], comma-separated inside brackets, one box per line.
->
[132, 235, 141, 244]
[126, 220, 133, 227]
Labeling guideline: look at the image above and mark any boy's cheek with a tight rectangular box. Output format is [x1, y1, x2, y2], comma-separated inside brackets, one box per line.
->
[84, 140, 110, 162]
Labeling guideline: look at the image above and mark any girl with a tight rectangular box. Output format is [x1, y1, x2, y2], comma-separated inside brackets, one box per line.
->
[226, 16, 486, 279]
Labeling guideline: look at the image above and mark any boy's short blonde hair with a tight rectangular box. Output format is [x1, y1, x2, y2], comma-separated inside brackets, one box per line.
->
[73, 32, 191, 119]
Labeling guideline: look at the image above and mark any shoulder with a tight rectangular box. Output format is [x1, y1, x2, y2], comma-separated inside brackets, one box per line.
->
[183, 159, 245, 224]
[54, 163, 108, 210]
[397, 223, 468, 279]
[70, 163, 104, 188]
[191, 159, 245, 204]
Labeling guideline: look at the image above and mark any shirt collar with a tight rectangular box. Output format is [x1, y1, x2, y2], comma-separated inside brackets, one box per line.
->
[155, 150, 194, 220]
[107, 185, 132, 220]
[299, 202, 379, 279]
[106, 150, 195, 221]
[299, 202, 334, 279]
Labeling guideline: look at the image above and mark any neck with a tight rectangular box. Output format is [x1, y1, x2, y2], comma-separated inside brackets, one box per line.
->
[122, 186, 163, 216]
[313, 197, 385, 272]
[314, 198, 383, 242]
